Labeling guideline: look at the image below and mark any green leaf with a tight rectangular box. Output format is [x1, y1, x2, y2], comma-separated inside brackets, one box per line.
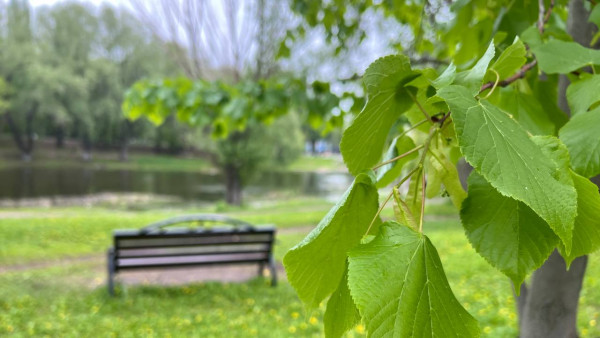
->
[533, 40, 600, 74]
[347, 222, 479, 337]
[495, 89, 555, 136]
[461, 172, 558, 288]
[454, 42, 495, 95]
[566, 74, 600, 116]
[559, 171, 600, 267]
[432, 63, 456, 89]
[559, 106, 600, 178]
[283, 172, 379, 308]
[589, 4, 600, 28]
[340, 55, 418, 175]
[438, 85, 577, 252]
[490, 38, 527, 79]
[324, 265, 360, 338]
[405, 167, 424, 224]
[376, 136, 418, 188]
[429, 144, 467, 208]
[392, 186, 418, 231]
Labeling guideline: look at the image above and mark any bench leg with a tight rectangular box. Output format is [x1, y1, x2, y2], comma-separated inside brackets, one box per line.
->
[258, 262, 265, 277]
[269, 257, 277, 287]
[107, 248, 115, 296]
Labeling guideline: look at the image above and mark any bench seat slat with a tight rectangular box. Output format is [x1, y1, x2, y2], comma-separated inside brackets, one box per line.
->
[116, 234, 273, 249]
[116, 243, 270, 258]
[117, 252, 269, 268]
[117, 249, 271, 259]
[114, 227, 275, 238]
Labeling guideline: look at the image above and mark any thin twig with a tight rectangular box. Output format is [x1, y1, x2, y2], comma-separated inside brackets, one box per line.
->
[398, 119, 430, 140]
[419, 170, 426, 233]
[363, 165, 421, 237]
[364, 190, 393, 236]
[372, 145, 424, 170]
[543, 0, 555, 28]
[479, 60, 537, 93]
[408, 91, 432, 122]
[537, 0, 546, 33]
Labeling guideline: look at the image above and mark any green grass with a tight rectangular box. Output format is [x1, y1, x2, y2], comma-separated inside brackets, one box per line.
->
[2, 202, 600, 336]
[0, 152, 346, 174]
[283, 155, 346, 172]
[0, 154, 215, 173]
[0, 197, 333, 265]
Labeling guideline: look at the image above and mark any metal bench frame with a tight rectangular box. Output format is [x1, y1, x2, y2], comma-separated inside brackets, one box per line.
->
[107, 214, 277, 295]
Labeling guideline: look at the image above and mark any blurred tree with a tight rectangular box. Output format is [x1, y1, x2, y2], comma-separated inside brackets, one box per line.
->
[126, 0, 316, 204]
[0, 0, 181, 161]
[0, 0, 41, 161]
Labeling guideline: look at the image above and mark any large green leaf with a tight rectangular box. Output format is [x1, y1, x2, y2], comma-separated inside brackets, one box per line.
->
[461, 172, 558, 288]
[533, 40, 600, 74]
[438, 85, 577, 252]
[376, 135, 418, 188]
[560, 171, 600, 266]
[454, 42, 496, 95]
[495, 89, 555, 136]
[283, 172, 379, 308]
[559, 106, 600, 178]
[489, 38, 527, 79]
[347, 222, 479, 337]
[324, 265, 360, 338]
[566, 74, 600, 116]
[432, 63, 456, 89]
[340, 55, 418, 175]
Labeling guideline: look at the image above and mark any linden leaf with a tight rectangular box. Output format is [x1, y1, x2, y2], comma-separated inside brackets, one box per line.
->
[340, 55, 419, 175]
[348, 222, 479, 337]
[461, 172, 558, 288]
[283, 172, 379, 308]
[559, 106, 600, 178]
[438, 85, 577, 252]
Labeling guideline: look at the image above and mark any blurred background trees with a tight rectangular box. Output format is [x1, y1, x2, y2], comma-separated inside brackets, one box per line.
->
[0, 0, 347, 204]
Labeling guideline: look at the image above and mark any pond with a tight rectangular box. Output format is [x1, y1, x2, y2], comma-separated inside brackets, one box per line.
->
[0, 166, 353, 202]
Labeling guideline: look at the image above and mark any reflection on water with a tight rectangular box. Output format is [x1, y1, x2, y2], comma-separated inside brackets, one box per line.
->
[0, 166, 353, 202]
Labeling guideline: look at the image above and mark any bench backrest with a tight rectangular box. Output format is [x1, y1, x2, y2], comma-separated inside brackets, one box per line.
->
[111, 214, 275, 271]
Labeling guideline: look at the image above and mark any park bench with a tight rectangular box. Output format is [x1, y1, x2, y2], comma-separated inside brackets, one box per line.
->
[107, 214, 277, 295]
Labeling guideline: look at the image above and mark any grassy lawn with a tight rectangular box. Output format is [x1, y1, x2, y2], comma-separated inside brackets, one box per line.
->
[0, 153, 346, 174]
[2, 201, 600, 336]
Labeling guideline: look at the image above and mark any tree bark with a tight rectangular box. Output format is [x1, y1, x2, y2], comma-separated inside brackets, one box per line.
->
[81, 131, 92, 162]
[55, 124, 65, 149]
[224, 163, 242, 206]
[119, 120, 131, 162]
[4, 104, 37, 161]
[521, 251, 588, 338]
[519, 1, 596, 336]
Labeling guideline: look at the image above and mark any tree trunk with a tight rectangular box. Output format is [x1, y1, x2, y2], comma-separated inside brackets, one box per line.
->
[4, 104, 37, 162]
[81, 131, 92, 162]
[519, 1, 596, 336]
[119, 120, 131, 162]
[55, 125, 65, 149]
[224, 164, 242, 205]
[520, 251, 588, 337]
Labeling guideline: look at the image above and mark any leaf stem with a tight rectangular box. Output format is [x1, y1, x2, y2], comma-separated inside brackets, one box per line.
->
[408, 91, 432, 122]
[363, 165, 421, 237]
[482, 69, 500, 99]
[364, 190, 393, 237]
[398, 119, 430, 140]
[372, 144, 424, 170]
[419, 170, 426, 233]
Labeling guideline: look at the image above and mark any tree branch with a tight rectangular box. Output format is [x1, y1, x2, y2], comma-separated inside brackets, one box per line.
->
[479, 60, 538, 93]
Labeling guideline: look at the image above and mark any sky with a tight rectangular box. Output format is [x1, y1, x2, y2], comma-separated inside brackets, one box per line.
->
[30, 0, 120, 6]
[25, 0, 405, 91]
